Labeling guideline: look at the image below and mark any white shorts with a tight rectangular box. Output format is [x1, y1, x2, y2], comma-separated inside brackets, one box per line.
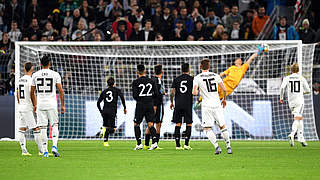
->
[18, 111, 37, 129]
[37, 109, 59, 127]
[201, 106, 225, 128]
[290, 103, 304, 117]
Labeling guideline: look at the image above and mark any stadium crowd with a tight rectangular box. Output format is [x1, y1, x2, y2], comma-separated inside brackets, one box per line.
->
[0, 0, 320, 95]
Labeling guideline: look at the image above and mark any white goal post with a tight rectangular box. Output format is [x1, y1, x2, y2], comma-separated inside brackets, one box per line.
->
[14, 40, 318, 140]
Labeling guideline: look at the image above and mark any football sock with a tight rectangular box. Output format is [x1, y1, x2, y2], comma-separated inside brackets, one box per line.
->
[156, 133, 160, 144]
[33, 129, 42, 153]
[145, 134, 150, 146]
[105, 128, 115, 142]
[134, 125, 141, 145]
[174, 126, 181, 147]
[290, 120, 299, 137]
[297, 120, 305, 142]
[205, 130, 219, 149]
[149, 126, 157, 144]
[40, 126, 48, 153]
[185, 126, 191, 146]
[221, 128, 231, 148]
[18, 130, 27, 153]
[52, 124, 59, 148]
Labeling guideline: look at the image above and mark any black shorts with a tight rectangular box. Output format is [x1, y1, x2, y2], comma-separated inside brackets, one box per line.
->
[134, 103, 155, 124]
[154, 103, 164, 123]
[102, 112, 116, 128]
[172, 107, 193, 124]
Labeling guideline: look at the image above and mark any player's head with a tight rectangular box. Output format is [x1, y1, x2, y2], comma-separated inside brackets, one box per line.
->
[24, 62, 33, 74]
[40, 55, 51, 67]
[137, 64, 146, 75]
[234, 58, 242, 66]
[200, 59, 210, 70]
[107, 77, 115, 87]
[181, 63, 190, 73]
[291, 63, 299, 73]
[154, 64, 162, 75]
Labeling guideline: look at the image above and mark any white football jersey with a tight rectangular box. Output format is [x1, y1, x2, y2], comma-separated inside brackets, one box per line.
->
[31, 69, 61, 110]
[280, 73, 310, 106]
[17, 75, 33, 112]
[194, 71, 223, 108]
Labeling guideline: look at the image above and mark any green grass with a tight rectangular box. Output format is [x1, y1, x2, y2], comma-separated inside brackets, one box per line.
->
[0, 140, 320, 180]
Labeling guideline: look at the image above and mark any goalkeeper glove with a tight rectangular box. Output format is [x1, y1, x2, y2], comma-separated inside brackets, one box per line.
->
[257, 44, 265, 55]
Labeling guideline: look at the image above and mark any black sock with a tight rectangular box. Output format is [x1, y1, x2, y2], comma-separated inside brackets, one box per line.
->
[185, 126, 191, 146]
[134, 125, 141, 145]
[156, 133, 160, 143]
[145, 134, 150, 146]
[174, 126, 181, 147]
[149, 126, 157, 144]
[104, 128, 115, 142]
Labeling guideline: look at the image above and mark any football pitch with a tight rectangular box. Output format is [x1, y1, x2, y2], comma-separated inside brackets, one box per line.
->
[0, 140, 320, 180]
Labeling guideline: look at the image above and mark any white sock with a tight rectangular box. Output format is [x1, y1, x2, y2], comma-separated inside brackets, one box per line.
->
[52, 124, 59, 148]
[290, 120, 299, 137]
[40, 127, 48, 153]
[205, 130, 219, 149]
[33, 130, 42, 153]
[221, 128, 231, 148]
[297, 120, 305, 142]
[18, 130, 27, 153]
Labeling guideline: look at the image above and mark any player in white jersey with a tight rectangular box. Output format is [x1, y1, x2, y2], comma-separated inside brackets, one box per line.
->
[280, 63, 311, 147]
[16, 62, 43, 156]
[192, 59, 232, 155]
[30, 55, 65, 157]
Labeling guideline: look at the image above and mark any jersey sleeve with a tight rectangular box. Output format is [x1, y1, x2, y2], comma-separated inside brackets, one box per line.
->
[132, 81, 138, 101]
[280, 77, 288, 100]
[97, 90, 104, 113]
[118, 88, 126, 109]
[171, 78, 176, 89]
[302, 77, 311, 94]
[241, 63, 249, 74]
[223, 67, 231, 75]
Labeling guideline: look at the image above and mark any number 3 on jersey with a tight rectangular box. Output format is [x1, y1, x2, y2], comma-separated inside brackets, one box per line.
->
[203, 78, 217, 92]
[105, 91, 113, 102]
[138, 83, 152, 96]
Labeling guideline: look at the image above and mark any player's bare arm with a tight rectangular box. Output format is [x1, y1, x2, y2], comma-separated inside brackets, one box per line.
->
[30, 86, 37, 112]
[245, 52, 258, 67]
[192, 85, 199, 96]
[16, 88, 20, 104]
[170, 88, 175, 109]
[57, 83, 65, 114]
[218, 82, 227, 108]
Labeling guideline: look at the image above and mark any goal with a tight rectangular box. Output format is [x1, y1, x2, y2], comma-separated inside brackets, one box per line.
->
[15, 41, 318, 140]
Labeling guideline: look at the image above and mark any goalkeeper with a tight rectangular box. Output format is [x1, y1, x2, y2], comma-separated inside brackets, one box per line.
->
[195, 44, 268, 108]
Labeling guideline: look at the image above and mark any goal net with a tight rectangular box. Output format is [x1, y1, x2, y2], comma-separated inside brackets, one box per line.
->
[15, 41, 318, 140]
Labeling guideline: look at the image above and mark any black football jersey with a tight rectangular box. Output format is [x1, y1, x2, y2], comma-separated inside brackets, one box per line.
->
[132, 76, 158, 104]
[97, 86, 126, 113]
[151, 76, 164, 106]
[171, 74, 193, 107]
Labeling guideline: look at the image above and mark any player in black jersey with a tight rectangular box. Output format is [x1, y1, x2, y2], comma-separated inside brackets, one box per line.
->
[144, 65, 166, 149]
[97, 77, 127, 147]
[132, 64, 159, 150]
[170, 63, 194, 150]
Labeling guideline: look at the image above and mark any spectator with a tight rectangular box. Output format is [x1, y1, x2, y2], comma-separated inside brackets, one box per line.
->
[222, 31, 229, 40]
[42, 21, 58, 40]
[111, 33, 121, 41]
[144, 0, 159, 18]
[85, 21, 104, 41]
[229, 21, 244, 40]
[112, 17, 132, 41]
[173, 20, 188, 41]
[94, 33, 102, 41]
[60, 26, 71, 41]
[209, 0, 224, 18]
[163, 0, 176, 10]
[204, 9, 222, 34]
[159, 6, 174, 40]
[72, 19, 87, 40]
[155, 32, 163, 41]
[105, 0, 123, 19]
[273, 16, 299, 40]
[187, 34, 195, 41]
[140, 19, 155, 41]
[63, 10, 73, 30]
[59, 0, 78, 18]
[221, 5, 230, 25]
[8, 20, 22, 42]
[298, 19, 316, 44]
[171, 8, 178, 22]
[0, 32, 11, 52]
[0, 0, 5, 32]
[190, 20, 208, 41]
[210, 24, 224, 40]
[243, 24, 255, 40]
[4, 0, 23, 29]
[24, 18, 41, 41]
[95, 0, 106, 23]
[225, 5, 243, 31]
[151, 5, 162, 32]
[24, 0, 42, 29]
[79, 0, 95, 22]
[189, 8, 205, 24]
[192, 0, 204, 16]
[70, 9, 87, 34]
[242, 9, 254, 28]
[48, 9, 64, 32]
[130, 8, 145, 30]
[129, 22, 143, 41]
[174, 7, 193, 33]
[252, 6, 269, 38]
